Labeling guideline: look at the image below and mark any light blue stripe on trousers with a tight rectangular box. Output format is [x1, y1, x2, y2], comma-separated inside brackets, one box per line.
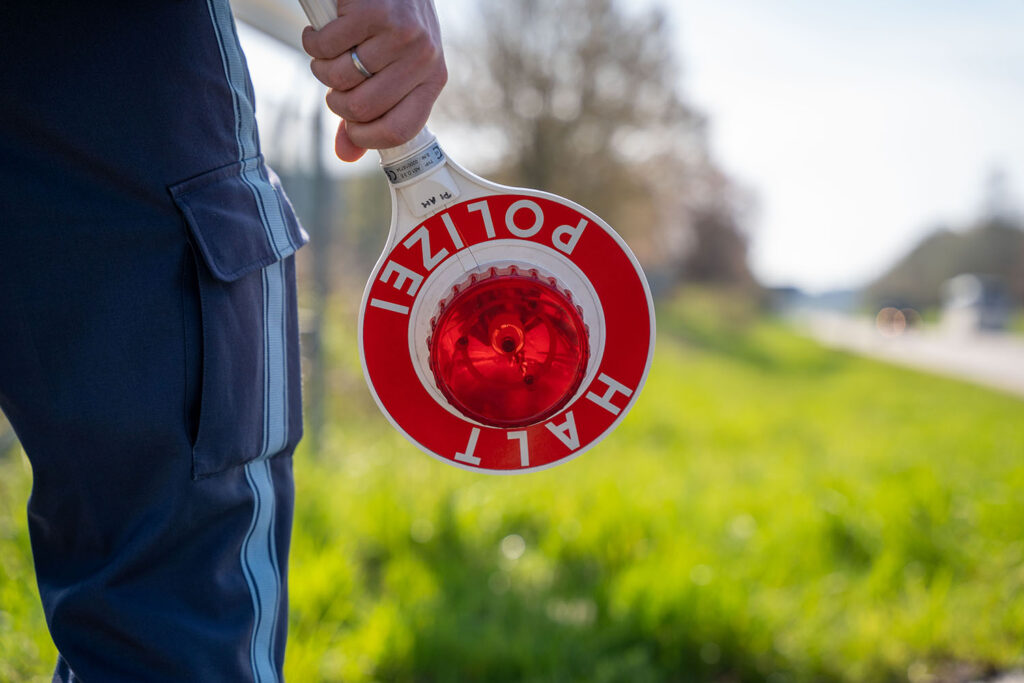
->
[261, 261, 289, 459]
[240, 262, 289, 683]
[241, 458, 281, 683]
[205, 0, 296, 257]
[203, 2, 294, 681]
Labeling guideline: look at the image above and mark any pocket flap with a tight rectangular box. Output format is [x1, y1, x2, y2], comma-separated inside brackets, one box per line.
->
[170, 157, 308, 281]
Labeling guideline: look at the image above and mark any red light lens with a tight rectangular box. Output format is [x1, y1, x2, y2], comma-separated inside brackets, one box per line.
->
[428, 268, 590, 427]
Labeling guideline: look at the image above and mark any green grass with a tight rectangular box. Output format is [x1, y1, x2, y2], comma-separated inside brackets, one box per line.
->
[2, 291, 1024, 682]
[1011, 311, 1024, 336]
[0, 451, 54, 683]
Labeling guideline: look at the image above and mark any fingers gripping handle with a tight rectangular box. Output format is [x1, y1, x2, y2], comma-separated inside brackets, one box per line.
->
[295, 0, 433, 163]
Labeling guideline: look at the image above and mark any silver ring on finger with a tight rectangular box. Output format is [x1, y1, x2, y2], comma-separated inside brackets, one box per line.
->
[350, 49, 374, 79]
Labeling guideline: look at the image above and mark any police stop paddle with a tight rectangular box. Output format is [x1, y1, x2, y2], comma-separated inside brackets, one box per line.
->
[299, 1, 655, 473]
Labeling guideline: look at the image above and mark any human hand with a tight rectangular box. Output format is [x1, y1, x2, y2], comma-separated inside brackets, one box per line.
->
[302, 0, 447, 161]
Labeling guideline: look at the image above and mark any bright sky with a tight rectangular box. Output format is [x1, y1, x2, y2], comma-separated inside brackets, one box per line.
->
[239, 0, 1024, 293]
[668, 0, 1024, 292]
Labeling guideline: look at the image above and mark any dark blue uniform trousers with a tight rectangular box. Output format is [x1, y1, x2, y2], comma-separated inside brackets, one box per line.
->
[0, 1, 307, 680]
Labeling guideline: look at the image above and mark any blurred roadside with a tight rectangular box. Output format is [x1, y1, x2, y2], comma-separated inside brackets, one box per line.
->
[776, 178, 1024, 397]
[798, 310, 1024, 399]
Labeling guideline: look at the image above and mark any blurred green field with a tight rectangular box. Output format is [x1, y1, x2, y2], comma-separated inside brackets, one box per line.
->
[2, 293, 1024, 682]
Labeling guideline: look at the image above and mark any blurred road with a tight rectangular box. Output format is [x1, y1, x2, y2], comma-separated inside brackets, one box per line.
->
[801, 312, 1024, 399]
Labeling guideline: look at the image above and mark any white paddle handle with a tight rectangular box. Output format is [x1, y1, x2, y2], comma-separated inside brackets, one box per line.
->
[296, 0, 336, 31]
[295, 0, 432, 164]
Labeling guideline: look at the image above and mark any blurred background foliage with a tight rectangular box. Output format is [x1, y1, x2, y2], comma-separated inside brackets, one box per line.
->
[2, 0, 1024, 680]
[276, 0, 759, 300]
[439, 0, 757, 292]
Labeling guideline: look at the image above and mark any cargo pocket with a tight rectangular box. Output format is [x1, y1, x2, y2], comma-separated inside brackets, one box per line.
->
[170, 156, 308, 479]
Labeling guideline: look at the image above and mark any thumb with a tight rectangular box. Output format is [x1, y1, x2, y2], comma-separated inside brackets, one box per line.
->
[335, 120, 368, 162]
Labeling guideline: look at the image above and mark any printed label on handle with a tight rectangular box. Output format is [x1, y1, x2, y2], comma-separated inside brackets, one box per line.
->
[382, 142, 446, 185]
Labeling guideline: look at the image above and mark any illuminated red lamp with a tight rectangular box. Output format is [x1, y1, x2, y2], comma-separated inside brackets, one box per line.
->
[427, 266, 590, 427]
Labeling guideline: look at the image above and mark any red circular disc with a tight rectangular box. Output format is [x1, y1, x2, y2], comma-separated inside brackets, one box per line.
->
[428, 266, 590, 428]
[360, 193, 654, 473]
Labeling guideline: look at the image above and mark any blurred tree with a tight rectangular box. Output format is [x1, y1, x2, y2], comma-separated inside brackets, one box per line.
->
[439, 0, 755, 291]
[981, 166, 1014, 222]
